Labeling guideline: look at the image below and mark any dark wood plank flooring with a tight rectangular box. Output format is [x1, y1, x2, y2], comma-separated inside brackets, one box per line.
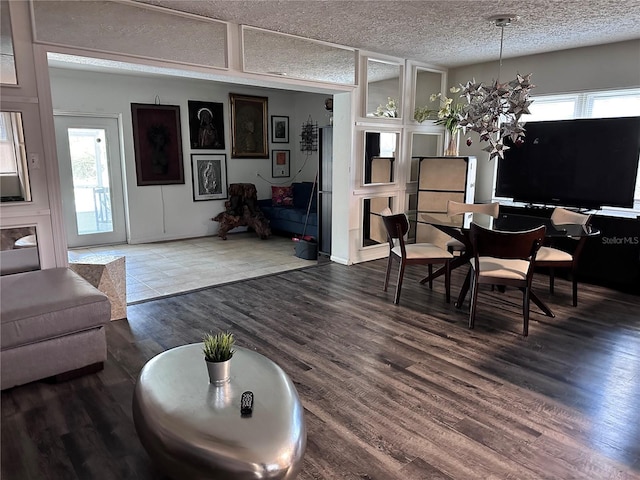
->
[2, 260, 640, 479]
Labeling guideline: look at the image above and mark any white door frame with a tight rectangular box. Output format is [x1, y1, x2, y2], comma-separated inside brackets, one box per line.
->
[54, 113, 128, 248]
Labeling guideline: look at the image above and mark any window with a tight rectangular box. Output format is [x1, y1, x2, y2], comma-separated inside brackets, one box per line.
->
[526, 88, 640, 211]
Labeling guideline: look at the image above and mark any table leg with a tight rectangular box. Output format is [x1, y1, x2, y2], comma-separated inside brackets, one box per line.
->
[530, 291, 555, 318]
[455, 268, 471, 308]
[420, 255, 468, 285]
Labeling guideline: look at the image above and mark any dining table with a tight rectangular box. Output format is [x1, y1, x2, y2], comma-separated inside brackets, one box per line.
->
[418, 210, 600, 317]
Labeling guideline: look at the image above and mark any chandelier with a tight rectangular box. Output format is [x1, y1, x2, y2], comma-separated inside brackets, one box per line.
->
[457, 15, 535, 160]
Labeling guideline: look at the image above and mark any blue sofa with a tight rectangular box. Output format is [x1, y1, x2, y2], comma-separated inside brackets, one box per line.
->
[258, 182, 317, 238]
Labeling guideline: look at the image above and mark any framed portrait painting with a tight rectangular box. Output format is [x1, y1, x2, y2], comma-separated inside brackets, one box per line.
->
[271, 115, 289, 143]
[191, 153, 228, 201]
[229, 93, 268, 158]
[272, 149, 290, 178]
[131, 103, 185, 186]
[187, 100, 225, 150]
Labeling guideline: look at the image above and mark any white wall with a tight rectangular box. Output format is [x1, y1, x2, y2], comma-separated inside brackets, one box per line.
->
[48, 68, 328, 243]
[449, 40, 640, 202]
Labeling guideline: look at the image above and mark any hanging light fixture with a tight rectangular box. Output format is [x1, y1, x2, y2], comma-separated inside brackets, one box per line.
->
[457, 15, 535, 160]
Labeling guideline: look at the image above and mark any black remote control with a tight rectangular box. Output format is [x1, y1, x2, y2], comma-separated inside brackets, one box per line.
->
[241, 391, 254, 416]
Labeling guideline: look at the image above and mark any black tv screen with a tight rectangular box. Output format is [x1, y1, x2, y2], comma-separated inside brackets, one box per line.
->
[496, 116, 640, 209]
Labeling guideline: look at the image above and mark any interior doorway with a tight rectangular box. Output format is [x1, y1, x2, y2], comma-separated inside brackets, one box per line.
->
[54, 115, 127, 248]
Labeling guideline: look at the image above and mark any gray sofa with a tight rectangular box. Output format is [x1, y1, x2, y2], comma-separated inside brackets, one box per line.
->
[1, 268, 111, 390]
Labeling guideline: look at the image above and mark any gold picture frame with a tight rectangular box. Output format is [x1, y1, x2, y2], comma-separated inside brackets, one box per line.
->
[230, 93, 268, 158]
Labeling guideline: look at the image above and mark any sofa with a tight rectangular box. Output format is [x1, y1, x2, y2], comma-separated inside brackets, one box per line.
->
[258, 182, 317, 238]
[1, 268, 111, 390]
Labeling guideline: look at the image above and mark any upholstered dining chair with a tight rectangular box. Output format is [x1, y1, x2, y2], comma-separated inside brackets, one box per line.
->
[382, 213, 453, 305]
[468, 223, 546, 336]
[534, 207, 592, 306]
[446, 201, 501, 254]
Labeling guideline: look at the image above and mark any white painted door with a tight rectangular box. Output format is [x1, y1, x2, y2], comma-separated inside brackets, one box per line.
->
[54, 115, 126, 247]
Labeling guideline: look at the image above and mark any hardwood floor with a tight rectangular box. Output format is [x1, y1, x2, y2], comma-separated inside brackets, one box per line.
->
[2, 260, 639, 479]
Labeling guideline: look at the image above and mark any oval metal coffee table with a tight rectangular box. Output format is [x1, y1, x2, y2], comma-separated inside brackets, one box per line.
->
[132, 344, 306, 479]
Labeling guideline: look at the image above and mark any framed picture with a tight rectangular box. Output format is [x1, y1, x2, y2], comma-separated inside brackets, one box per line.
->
[272, 149, 290, 178]
[187, 100, 225, 150]
[271, 115, 289, 143]
[229, 93, 268, 158]
[191, 154, 228, 201]
[131, 103, 185, 186]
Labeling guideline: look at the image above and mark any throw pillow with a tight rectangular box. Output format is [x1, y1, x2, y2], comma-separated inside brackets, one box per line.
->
[272, 185, 294, 206]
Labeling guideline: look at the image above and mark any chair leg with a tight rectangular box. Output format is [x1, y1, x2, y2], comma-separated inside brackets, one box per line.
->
[571, 269, 578, 307]
[522, 288, 530, 337]
[444, 260, 451, 303]
[394, 261, 406, 305]
[383, 255, 394, 292]
[428, 265, 433, 289]
[469, 276, 479, 329]
[549, 268, 555, 294]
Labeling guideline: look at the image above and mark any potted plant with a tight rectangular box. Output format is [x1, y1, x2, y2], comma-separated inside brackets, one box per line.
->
[202, 331, 235, 385]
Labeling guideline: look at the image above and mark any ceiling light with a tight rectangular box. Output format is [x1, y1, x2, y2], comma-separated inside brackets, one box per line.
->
[488, 14, 520, 27]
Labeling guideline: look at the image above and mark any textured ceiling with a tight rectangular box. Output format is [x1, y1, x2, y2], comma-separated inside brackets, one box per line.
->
[134, 0, 640, 68]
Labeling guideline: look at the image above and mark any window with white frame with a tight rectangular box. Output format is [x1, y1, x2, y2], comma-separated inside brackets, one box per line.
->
[525, 88, 640, 210]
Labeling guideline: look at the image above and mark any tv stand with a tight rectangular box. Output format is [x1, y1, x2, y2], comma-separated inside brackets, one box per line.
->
[500, 205, 640, 295]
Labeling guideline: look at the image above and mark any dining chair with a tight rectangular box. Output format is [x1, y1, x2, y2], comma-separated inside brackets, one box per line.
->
[445, 201, 501, 254]
[382, 213, 453, 305]
[468, 223, 546, 336]
[534, 207, 592, 306]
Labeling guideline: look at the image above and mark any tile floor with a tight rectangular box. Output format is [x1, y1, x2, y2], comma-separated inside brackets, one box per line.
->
[68, 232, 317, 304]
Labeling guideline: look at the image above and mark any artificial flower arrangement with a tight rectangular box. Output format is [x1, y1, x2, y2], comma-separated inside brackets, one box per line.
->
[373, 97, 398, 118]
[414, 87, 463, 137]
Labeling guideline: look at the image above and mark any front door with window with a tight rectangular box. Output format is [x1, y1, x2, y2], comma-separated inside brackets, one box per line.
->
[54, 115, 126, 248]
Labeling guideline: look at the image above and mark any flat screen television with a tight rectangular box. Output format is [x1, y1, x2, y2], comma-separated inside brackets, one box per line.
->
[495, 116, 640, 209]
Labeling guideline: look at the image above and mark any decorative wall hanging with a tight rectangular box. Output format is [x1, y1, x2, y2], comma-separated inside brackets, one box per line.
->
[191, 153, 227, 201]
[188, 101, 225, 150]
[300, 116, 318, 152]
[229, 93, 268, 158]
[271, 115, 289, 143]
[272, 149, 290, 178]
[131, 103, 184, 185]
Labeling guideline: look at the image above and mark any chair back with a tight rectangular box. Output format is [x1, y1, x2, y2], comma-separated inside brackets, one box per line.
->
[470, 223, 546, 261]
[551, 207, 590, 226]
[382, 214, 410, 253]
[447, 200, 500, 218]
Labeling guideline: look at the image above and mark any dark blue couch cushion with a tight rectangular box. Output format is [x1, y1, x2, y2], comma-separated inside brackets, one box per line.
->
[258, 181, 317, 237]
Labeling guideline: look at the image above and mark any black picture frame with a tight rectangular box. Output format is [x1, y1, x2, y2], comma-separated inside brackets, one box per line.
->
[187, 100, 225, 150]
[272, 149, 291, 178]
[230, 93, 268, 158]
[131, 103, 184, 186]
[191, 153, 228, 201]
[271, 115, 289, 143]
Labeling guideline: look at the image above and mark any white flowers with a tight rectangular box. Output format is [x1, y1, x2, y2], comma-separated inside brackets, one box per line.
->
[373, 97, 398, 118]
[415, 87, 463, 134]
